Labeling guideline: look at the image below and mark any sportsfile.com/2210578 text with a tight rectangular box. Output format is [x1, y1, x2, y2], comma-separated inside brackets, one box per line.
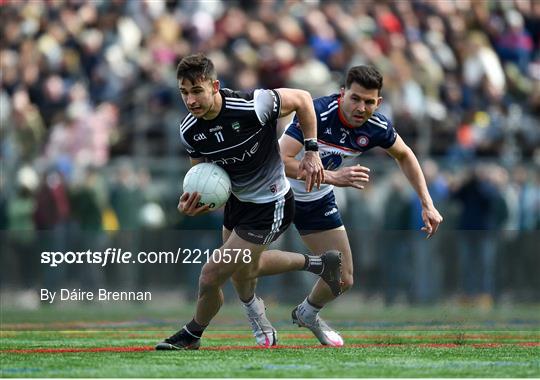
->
[40, 248, 253, 267]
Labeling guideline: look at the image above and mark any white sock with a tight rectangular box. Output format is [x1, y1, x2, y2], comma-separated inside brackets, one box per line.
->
[242, 294, 257, 307]
[242, 295, 263, 315]
[298, 298, 321, 322]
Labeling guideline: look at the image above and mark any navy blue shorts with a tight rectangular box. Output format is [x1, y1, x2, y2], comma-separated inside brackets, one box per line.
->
[293, 191, 344, 235]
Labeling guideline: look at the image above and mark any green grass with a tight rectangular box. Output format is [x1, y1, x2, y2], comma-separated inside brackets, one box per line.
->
[1, 303, 539, 377]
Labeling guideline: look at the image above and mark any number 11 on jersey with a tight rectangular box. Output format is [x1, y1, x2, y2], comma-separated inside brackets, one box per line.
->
[214, 131, 225, 143]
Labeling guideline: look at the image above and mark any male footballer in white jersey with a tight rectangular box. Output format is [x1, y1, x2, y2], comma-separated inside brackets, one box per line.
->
[156, 53, 344, 350]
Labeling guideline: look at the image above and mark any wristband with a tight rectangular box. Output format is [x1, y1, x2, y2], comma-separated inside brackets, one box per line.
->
[304, 138, 319, 152]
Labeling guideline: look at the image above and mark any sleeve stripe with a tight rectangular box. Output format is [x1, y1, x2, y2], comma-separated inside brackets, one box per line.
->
[225, 105, 255, 111]
[180, 114, 196, 129]
[371, 115, 388, 125]
[320, 100, 338, 114]
[180, 116, 197, 133]
[320, 104, 338, 117]
[225, 97, 254, 104]
[367, 118, 388, 130]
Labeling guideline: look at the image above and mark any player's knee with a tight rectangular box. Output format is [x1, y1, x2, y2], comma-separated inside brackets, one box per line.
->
[231, 267, 256, 283]
[199, 266, 221, 289]
[198, 273, 217, 290]
[341, 274, 354, 292]
[230, 275, 243, 288]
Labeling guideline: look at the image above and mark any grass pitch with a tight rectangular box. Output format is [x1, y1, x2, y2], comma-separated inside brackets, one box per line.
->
[1, 302, 539, 377]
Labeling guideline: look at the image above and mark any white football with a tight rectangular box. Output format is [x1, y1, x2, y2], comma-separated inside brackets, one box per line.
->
[182, 163, 231, 209]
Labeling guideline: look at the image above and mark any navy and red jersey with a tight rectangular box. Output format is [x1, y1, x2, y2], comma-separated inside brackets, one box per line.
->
[283, 93, 397, 201]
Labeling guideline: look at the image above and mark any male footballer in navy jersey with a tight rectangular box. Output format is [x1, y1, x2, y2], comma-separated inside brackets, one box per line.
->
[247, 65, 443, 346]
[156, 53, 343, 350]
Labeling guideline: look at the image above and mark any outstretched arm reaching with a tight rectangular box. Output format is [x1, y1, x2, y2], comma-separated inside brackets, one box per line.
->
[385, 135, 443, 237]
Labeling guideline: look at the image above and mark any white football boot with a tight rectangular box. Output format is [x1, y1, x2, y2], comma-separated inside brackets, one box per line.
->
[242, 296, 277, 347]
[292, 306, 344, 347]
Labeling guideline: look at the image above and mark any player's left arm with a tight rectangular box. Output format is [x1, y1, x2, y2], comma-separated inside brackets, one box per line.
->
[275, 88, 324, 191]
[385, 135, 443, 237]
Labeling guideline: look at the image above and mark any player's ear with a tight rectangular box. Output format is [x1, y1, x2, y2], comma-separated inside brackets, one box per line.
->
[376, 97, 383, 107]
[340, 87, 345, 97]
[212, 80, 220, 94]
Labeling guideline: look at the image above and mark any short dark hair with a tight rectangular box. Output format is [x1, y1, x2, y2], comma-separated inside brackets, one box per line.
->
[345, 65, 383, 95]
[176, 53, 217, 83]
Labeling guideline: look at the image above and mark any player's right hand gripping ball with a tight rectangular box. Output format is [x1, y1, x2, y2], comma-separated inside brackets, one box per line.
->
[183, 163, 231, 209]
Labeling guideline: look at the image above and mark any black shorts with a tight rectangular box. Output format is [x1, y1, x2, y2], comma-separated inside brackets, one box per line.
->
[224, 189, 294, 245]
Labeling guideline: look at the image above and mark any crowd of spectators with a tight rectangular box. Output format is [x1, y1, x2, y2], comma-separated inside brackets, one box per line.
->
[1, 1, 539, 302]
[2, 0, 540, 167]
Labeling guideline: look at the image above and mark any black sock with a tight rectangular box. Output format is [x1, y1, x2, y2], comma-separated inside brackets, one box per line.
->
[184, 318, 207, 340]
[301, 254, 325, 275]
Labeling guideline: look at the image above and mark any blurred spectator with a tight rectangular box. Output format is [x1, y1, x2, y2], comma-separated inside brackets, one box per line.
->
[286, 48, 338, 98]
[462, 31, 506, 108]
[305, 8, 343, 68]
[451, 165, 503, 309]
[45, 99, 118, 168]
[33, 169, 70, 230]
[10, 88, 46, 163]
[507, 165, 540, 299]
[409, 160, 450, 304]
[69, 166, 107, 290]
[33, 168, 71, 289]
[512, 165, 540, 231]
[38, 75, 68, 128]
[108, 161, 145, 288]
[70, 167, 105, 232]
[495, 10, 534, 75]
[5, 168, 38, 288]
[109, 161, 145, 231]
[380, 173, 412, 305]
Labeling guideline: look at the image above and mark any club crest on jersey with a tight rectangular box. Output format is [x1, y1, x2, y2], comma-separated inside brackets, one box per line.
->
[356, 135, 369, 147]
[231, 121, 241, 132]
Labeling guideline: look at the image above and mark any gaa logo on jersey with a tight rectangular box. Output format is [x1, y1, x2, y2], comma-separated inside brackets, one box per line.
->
[356, 135, 369, 147]
[231, 121, 241, 132]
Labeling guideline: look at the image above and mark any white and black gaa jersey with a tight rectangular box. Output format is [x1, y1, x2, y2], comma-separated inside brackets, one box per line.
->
[179, 88, 290, 204]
